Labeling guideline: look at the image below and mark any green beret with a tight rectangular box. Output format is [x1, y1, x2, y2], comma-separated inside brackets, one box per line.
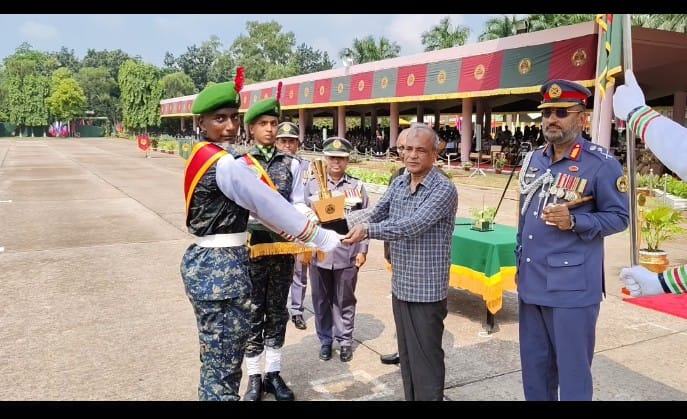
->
[191, 81, 241, 115]
[244, 98, 281, 125]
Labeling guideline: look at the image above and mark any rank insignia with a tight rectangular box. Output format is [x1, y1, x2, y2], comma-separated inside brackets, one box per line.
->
[569, 165, 579, 173]
[616, 175, 629, 193]
[528, 167, 539, 172]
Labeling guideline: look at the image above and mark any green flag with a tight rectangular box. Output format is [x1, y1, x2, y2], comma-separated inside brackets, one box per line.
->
[595, 14, 624, 99]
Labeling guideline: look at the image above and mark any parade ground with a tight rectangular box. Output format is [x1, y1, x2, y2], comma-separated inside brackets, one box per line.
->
[1, 137, 686, 402]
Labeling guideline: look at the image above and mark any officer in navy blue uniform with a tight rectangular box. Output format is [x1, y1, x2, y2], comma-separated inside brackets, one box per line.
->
[516, 79, 629, 401]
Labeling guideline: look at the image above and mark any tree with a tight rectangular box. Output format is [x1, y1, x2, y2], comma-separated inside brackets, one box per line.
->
[229, 21, 296, 83]
[175, 36, 224, 92]
[478, 15, 520, 41]
[51, 67, 72, 85]
[48, 47, 81, 74]
[288, 43, 334, 75]
[421, 16, 470, 52]
[75, 67, 119, 123]
[4, 46, 52, 134]
[207, 51, 235, 85]
[340, 36, 401, 65]
[118, 60, 162, 133]
[82, 49, 135, 84]
[160, 71, 195, 99]
[47, 77, 87, 123]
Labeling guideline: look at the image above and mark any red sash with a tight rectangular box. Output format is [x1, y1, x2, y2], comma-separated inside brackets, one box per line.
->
[184, 142, 227, 215]
[241, 154, 277, 191]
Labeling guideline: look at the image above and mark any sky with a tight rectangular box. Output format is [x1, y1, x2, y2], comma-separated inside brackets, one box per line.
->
[0, 14, 523, 68]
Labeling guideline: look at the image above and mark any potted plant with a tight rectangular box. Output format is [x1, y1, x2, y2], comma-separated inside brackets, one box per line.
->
[493, 153, 507, 174]
[638, 204, 685, 272]
[461, 161, 473, 171]
[470, 206, 496, 232]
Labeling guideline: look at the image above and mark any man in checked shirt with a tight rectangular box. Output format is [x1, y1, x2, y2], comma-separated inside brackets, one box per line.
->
[343, 125, 458, 401]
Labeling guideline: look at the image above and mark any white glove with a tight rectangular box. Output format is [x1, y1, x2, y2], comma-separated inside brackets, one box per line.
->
[619, 265, 666, 297]
[304, 209, 320, 225]
[312, 227, 343, 253]
[613, 70, 646, 120]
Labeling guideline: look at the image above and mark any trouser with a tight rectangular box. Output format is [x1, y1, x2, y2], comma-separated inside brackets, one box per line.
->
[518, 299, 599, 401]
[310, 265, 358, 346]
[190, 299, 251, 400]
[245, 254, 295, 357]
[289, 257, 309, 316]
[180, 244, 252, 401]
[392, 295, 447, 401]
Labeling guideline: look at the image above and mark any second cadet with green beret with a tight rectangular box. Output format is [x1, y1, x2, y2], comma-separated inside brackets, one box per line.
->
[181, 70, 341, 401]
[241, 95, 317, 401]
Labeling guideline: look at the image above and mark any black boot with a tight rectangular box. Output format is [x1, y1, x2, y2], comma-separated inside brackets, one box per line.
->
[380, 352, 400, 365]
[263, 371, 295, 401]
[243, 374, 263, 401]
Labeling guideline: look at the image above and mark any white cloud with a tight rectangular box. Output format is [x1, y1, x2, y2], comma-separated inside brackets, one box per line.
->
[20, 21, 59, 43]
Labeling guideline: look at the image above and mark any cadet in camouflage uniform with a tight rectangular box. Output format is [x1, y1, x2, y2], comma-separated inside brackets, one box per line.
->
[180, 74, 340, 401]
[242, 97, 317, 401]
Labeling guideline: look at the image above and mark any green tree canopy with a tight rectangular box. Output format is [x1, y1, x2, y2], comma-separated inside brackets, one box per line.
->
[160, 71, 195, 99]
[118, 59, 162, 132]
[421, 16, 470, 51]
[288, 43, 334, 76]
[75, 67, 119, 123]
[229, 21, 296, 83]
[48, 46, 81, 75]
[47, 78, 87, 121]
[4, 46, 52, 129]
[340, 36, 401, 65]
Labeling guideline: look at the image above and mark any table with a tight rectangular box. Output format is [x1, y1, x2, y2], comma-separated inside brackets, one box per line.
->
[450, 217, 518, 333]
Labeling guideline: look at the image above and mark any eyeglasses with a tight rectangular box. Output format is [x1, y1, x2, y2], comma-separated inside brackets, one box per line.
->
[542, 108, 583, 119]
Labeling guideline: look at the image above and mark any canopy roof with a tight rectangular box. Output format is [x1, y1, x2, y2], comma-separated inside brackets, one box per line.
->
[160, 22, 687, 118]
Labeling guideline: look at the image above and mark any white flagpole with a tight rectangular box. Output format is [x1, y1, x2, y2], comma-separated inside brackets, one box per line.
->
[622, 14, 639, 266]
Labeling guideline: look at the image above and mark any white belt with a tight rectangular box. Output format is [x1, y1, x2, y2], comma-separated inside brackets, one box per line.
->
[195, 232, 247, 248]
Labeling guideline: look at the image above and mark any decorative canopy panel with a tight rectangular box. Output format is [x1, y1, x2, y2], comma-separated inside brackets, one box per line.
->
[161, 22, 599, 118]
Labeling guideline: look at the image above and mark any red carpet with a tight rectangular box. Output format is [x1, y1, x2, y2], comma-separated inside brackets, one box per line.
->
[624, 293, 687, 320]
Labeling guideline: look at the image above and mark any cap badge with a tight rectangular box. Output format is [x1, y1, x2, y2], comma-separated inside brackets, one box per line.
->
[333, 140, 342, 149]
[283, 125, 291, 132]
[549, 84, 562, 99]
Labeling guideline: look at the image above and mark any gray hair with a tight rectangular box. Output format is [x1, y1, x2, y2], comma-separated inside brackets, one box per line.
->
[406, 124, 440, 151]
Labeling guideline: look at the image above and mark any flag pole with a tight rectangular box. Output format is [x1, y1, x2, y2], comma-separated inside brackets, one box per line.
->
[622, 14, 639, 266]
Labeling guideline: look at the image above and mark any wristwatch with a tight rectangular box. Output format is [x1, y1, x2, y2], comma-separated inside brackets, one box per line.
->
[569, 214, 576, 231]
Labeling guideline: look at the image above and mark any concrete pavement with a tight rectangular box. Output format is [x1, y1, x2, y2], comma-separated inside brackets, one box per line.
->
[0, 138, 685, 401]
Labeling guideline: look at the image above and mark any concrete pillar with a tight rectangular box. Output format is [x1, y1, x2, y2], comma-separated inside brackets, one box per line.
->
[180, 118, 185, 133]
[673, 91, 686, 127]
[485, 108, 492, 137]
[337, 106, 346, 137]
[461, 98, 473, 163]
[390, 102, 399, 148]
[434, 109, 441, 131]
[298, 108, 306, 143]
[476, 100, 485, 131]
[416, 104, 425, 124]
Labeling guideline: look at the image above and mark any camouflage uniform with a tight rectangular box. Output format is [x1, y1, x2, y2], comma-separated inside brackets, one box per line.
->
[245, 147, 303, 356]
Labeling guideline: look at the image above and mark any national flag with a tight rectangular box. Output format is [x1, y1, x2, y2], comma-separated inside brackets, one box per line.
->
[595, 14, 624, 99]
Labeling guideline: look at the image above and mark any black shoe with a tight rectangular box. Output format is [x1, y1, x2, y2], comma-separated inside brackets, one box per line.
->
[340, 346, 353, 362]
[243, 374, 263, 401]
[380, 352, 400, 365]
[291, 315, 307, 330]
[319, 344, 332, 361]
[263, 371, 295, 401]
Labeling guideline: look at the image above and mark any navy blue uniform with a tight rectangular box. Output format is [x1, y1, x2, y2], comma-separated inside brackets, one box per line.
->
[516, 137, 629, 400]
